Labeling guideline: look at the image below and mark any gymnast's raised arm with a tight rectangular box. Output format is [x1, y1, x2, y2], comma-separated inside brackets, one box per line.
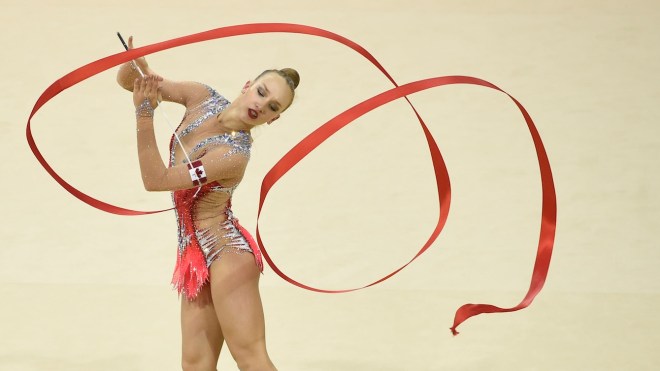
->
[116, 35, 209, 108]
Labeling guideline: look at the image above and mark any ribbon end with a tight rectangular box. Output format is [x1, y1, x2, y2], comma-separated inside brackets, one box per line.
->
[450, 327, 459, 336]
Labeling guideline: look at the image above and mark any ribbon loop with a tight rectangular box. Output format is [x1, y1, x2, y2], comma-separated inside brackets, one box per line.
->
[26, 23, 556, 335]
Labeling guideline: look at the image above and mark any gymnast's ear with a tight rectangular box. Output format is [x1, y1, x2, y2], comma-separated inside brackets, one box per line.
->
[242, 80, 251, 93]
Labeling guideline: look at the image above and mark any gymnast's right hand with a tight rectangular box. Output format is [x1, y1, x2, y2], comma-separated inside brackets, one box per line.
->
[117, 36, 153, 91]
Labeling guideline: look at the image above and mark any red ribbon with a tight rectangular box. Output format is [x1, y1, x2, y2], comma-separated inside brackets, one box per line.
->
[26, 23, 556, 335]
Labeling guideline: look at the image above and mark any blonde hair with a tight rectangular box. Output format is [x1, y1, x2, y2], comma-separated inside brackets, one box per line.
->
[256, 68, 299, 90]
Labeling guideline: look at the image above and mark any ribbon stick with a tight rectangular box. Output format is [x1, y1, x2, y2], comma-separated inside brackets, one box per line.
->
[26, 23, 556, 335]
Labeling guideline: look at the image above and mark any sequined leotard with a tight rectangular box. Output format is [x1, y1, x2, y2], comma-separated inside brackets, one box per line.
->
[169, 85, 263, 300]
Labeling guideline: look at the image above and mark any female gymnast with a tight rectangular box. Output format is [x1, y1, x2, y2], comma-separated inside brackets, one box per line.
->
[117, 36, 299, 371]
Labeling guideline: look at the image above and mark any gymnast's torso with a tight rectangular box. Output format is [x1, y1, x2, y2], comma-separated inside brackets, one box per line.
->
[168, 84, 263, 300]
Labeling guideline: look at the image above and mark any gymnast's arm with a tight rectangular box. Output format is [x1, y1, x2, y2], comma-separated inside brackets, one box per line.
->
[116, 36, 209, 107]
[133, 75, 247, 192]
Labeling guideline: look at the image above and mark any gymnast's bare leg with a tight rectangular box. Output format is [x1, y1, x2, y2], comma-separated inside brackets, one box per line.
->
[210, 252, 276, 371]
[180, 284, 224, 370]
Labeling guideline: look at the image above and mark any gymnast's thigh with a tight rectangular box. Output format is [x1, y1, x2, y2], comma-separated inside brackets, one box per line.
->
[208, 251, 266, 349]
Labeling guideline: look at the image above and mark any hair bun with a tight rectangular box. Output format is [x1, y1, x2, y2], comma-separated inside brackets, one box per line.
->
[279, 68, 300, 89]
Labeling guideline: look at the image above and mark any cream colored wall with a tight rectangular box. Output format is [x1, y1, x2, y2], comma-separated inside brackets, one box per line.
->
[1, 1, 658, 370]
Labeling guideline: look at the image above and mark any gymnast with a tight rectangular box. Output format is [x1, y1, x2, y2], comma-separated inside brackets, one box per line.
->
[117, 36, 299, 371]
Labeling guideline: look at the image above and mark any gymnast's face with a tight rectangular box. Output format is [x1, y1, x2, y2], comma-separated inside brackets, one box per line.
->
[238, 73, 293, 126]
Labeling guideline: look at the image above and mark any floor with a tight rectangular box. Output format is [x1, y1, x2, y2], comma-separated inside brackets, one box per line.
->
[1, 1, 658, 370]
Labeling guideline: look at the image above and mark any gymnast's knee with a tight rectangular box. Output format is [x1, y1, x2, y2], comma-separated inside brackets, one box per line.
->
[230, 340, 274, 371]
[181, 350, 217, 371]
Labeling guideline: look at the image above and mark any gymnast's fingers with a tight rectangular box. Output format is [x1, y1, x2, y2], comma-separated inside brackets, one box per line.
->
[149, 77, 156, 97]
[146, 76, 160, 108]
[133, 77, 141, 94]
[139, 76, 147, 94]
[132, 77, 145, 108]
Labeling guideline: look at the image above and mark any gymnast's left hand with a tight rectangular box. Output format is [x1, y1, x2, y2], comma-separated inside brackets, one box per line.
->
[133, 74, 163, 110]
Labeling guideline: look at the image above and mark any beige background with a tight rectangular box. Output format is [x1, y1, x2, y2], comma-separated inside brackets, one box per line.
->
[2, 0, 659, 370]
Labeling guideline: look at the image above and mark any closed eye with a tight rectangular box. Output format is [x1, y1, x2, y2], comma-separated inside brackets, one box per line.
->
[261, 83, 283, 111]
